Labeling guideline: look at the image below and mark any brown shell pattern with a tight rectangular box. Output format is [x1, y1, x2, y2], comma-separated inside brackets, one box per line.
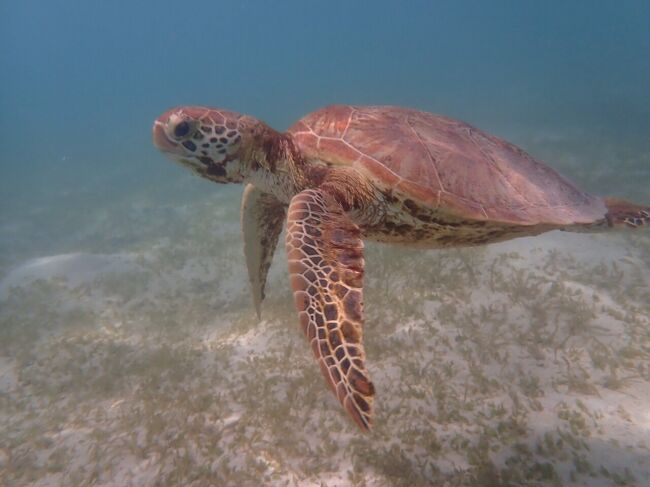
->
[289, 105, 607, 225]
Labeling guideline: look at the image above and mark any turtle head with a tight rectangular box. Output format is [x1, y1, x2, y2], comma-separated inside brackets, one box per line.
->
[153, 106, 260, 184]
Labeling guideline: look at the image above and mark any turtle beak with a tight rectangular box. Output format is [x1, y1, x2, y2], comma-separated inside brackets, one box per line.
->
[152, 120, 178, 153]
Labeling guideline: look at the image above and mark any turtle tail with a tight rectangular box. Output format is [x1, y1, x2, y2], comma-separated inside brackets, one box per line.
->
[602, 197, 650, 229]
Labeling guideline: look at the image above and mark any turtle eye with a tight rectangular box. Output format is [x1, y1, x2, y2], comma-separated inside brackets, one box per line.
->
[173, 121, 190, 139]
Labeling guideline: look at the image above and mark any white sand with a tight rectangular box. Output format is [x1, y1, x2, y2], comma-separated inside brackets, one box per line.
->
[0, 253, 142, 299]
[1, 219, 648, 486]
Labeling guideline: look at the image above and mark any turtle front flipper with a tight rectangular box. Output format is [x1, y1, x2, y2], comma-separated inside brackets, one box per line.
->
[241, 184, 287, 318]
[286, 189, 375, 430]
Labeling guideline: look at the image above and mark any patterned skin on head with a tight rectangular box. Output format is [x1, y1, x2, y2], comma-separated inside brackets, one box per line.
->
[152, 107, 248, 184]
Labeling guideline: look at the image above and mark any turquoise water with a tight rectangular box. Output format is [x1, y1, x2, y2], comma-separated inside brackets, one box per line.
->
[1, 2, 649, 486]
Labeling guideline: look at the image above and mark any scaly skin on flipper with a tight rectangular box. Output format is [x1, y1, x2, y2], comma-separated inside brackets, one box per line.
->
[286, 189, 375, 430]
[241, 184, 287, 318]
[604, 198, 650, 228]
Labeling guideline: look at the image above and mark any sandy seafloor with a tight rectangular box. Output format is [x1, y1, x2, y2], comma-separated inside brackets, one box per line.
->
[0, 130, 649, 487]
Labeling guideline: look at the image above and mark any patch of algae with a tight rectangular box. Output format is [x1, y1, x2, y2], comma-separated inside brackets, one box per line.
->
[1, 196, 648, 486]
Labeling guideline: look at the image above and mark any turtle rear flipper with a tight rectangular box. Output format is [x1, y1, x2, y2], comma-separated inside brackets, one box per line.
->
[604, 197, 650, 228]
[286, 189, 374, 430]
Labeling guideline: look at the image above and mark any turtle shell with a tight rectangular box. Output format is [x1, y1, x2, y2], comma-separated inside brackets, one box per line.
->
[289, 105, 607, 225]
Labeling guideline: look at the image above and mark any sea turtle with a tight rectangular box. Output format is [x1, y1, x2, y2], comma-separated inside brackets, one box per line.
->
[153, 105, 649, 430]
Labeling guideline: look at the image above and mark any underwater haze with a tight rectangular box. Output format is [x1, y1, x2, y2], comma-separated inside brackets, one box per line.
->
[1, 1, 650, 486]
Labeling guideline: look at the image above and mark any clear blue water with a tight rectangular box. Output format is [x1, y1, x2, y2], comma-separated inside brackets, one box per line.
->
[1, 2, 649, 485]
[2, 1, 649, 267]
